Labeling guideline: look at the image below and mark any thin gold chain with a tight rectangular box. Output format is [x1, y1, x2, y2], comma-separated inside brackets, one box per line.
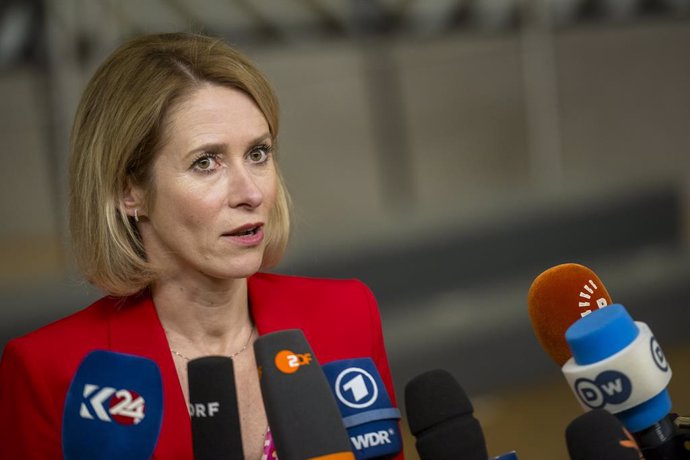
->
[169, 326, 255, 361]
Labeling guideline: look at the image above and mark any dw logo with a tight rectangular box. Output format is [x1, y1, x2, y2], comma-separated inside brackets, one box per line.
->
[79, 384, 146, 425]
[574, 371, 632, 409]
[650, 337, 669, 372]
[335, 367, 378, 409]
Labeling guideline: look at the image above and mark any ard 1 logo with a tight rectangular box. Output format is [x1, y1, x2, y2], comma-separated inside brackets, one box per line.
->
[274, 349, 313, 374]
[334, 367, 378, 409]
[79, 384, 146, 425]
[574, 371, 632, 409]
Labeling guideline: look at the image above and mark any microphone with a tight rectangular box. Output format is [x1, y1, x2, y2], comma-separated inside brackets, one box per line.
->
[61, 350, 163, 460]
[404, 369, 518, 460]
[528, 263, 690, 458]
[322, 357, 403, 459]
[253, 329, 354, 460]
[187, 356, 243, 460]
[563, 303, 690, 459]
[528, 263, 612, 366]
[566, 409, 643, 459]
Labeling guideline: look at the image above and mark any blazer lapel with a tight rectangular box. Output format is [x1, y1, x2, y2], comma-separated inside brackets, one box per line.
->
[106, 294, 193, 460]
[248, 273, 302, 336]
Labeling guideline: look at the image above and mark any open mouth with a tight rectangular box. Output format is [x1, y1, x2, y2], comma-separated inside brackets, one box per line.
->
[232, 227, 258, 236]
[225, 224, 262, 237]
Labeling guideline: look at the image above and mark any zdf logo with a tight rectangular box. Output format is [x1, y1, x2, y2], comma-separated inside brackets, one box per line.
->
[574, 371, 632, 409]
[79, 384, 146, 425]
[275, 349, 313, 374]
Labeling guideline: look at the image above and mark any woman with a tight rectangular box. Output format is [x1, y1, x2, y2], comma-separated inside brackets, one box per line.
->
[0, 32, 399, 459]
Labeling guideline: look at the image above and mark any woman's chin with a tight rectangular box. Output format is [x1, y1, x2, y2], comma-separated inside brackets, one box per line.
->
[208, 258, 265, 281]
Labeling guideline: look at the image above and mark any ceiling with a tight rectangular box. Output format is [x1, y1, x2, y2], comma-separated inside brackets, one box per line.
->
[1, 0, 689, 69]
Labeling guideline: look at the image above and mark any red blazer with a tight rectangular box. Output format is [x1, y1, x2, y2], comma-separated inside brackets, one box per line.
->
[0, 273, 402, 459]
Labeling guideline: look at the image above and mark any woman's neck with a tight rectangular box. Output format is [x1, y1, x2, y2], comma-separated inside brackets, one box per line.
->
[152, 274, 254, 358]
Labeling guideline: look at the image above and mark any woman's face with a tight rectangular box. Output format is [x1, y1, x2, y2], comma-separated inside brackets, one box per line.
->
[135, 84, 277, 282]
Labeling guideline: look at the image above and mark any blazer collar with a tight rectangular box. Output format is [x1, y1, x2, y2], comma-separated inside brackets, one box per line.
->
[106, 293, 192, 460]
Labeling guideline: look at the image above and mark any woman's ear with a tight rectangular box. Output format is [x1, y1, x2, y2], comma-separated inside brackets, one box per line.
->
[121, 181, 146, 221]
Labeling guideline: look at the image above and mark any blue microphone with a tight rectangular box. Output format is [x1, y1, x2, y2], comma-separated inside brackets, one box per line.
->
[62, 350, 164, 460]
[563, 304, 671, 431]
[322, 358, 402, 459]
[563, 304, 688, 459]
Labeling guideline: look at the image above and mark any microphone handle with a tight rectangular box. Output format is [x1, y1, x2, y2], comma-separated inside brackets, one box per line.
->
[635, 414, 690, 459]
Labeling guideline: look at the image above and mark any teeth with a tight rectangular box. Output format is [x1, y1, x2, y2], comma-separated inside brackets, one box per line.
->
[237, 228, 255, 236]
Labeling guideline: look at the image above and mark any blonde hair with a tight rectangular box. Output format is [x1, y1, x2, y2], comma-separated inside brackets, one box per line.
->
[69, 32, 290, 296]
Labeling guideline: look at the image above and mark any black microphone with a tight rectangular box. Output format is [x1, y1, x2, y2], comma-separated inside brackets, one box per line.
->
[253, 329, 354, 460]
[566, 409, 643, 459]
[187, 356, 243, 460]
[405, 369, 518, 460]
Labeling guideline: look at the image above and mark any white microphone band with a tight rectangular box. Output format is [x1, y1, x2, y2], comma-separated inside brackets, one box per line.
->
[561, 321, 672, 413]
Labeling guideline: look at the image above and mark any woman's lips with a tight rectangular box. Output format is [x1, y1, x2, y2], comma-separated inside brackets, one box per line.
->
[223, 224, 264, 246]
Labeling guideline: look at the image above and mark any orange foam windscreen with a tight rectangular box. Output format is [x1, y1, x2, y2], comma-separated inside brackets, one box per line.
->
[527, 263, 612, 366]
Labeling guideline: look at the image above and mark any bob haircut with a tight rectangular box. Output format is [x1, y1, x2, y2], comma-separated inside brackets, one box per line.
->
[69, 32, 290, 296]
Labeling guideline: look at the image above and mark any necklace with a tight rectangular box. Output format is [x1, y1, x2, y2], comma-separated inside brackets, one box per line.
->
[169, 326, 255, 361]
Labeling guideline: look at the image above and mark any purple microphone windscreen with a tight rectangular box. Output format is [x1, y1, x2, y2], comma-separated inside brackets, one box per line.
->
[253, 329, 354, 460]
[405, 369, 488, 460]
[62, 350, 163, 460]
[188, 356, 243, 460]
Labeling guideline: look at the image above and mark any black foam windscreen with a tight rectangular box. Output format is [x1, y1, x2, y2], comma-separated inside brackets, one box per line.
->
[404, 369, 488, 460]
[187, 356, 243, 460]
[565, 409, 643, 460]
[253, 329, 354, 460]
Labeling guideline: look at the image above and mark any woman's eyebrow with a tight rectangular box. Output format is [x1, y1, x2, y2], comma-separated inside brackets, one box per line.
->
[185, 142, 227, 157]
[248, 132, 272, 145]
[185, 132, 272, 158]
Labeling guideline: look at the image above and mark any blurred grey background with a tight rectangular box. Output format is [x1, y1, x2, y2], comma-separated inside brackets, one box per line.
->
[2, 0, 690, 457]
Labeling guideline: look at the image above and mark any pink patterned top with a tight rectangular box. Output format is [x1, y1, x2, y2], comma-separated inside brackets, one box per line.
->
[262, 427, 277, 460]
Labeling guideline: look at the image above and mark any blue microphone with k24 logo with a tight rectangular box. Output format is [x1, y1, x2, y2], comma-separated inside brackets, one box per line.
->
[62, 350, 163, 460]
[322, 358, 403, 459]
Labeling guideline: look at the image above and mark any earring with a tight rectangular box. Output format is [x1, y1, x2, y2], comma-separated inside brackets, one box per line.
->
[134, 208, 139, 223]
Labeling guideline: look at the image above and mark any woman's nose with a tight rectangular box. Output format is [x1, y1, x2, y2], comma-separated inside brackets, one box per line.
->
[227, 166, 263, 209]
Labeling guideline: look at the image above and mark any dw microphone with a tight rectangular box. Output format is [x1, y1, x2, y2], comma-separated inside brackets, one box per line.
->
[529, 263, 690, 459]
[563, 304, 690, 459]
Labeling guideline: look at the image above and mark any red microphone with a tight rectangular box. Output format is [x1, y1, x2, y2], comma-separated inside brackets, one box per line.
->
[527, 263, 612, 366]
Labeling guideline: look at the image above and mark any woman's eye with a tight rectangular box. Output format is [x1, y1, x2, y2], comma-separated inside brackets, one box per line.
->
[248, 145, 271, 163]
[192, 154, 219, 172]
